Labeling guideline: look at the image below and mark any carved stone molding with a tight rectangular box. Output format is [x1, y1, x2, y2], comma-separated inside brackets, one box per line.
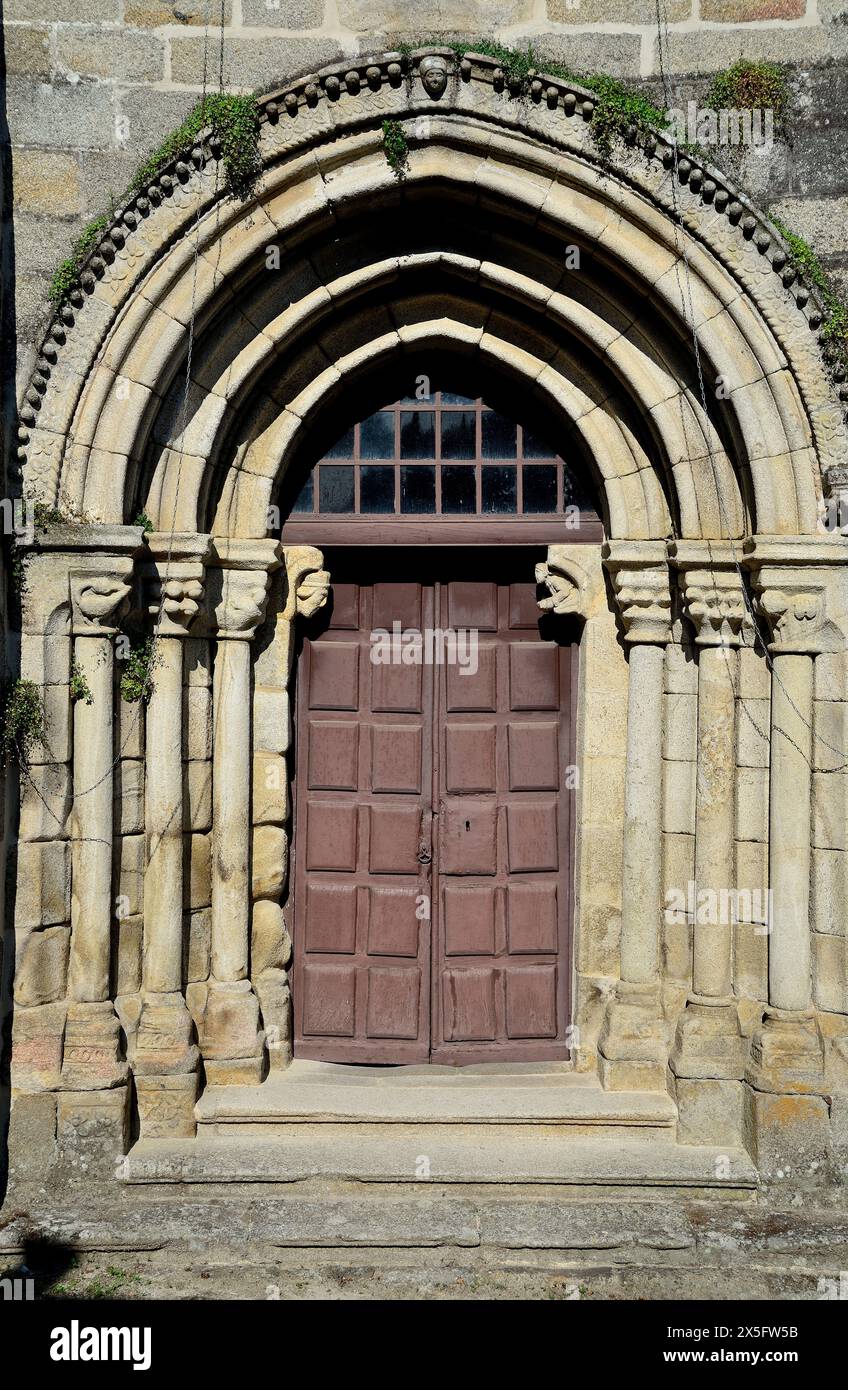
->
[282, 545, 330, 622]
[210, 538, 283, 640]
[144, 532, 212, 637]
[669, 541, 749, 648]
[603, 541, 672, 645]
[744, 537, 848, 655]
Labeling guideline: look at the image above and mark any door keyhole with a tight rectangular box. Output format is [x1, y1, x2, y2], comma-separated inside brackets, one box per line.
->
[465, 820, 470, 831]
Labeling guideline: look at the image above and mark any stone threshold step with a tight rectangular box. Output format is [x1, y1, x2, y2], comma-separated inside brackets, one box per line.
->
[123, 1131, 758, 1188]
[196, 1064, 677, 1129]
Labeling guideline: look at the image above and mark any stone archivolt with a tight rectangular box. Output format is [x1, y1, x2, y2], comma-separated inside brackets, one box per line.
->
[7, 50, 848, 1186]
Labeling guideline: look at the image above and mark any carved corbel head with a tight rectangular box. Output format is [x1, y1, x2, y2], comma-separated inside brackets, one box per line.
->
[419, 54, 449, 99]
[283, 545, 329, 622]
[69, 567, 133, 637]
[536, 551, 591, 619]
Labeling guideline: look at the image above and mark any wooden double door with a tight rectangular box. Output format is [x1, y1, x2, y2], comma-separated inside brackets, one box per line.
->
[292, 550, 574, 1065]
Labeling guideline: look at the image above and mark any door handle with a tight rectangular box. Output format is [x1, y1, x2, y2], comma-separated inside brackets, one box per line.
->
[417, 842, 432, 864]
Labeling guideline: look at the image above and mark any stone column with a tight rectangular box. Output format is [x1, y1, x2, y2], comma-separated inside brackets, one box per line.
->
[200, 538, 282, 1085]
[669, 545, 748, 1102]
[251, 546, 330, 1073]
[598, 542, 672, 1091]
[743, 538, 848, 1170]
[63, 535, 140, 1091]
[134, 534, 211, 1138]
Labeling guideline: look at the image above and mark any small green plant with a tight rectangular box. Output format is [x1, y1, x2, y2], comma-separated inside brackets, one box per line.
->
[1, 679, 45, 767]
[31, 502, 65, 530]
[128, 92, 261, 198]
[772, 215, 848, 372]
[49, 214, 112, 307]
[48, 93, 261, 308]
[120, 637, 156, 704]
[707, 60, 789, 130]
[133, 510, 154, 533]
[382, 118, 410, 179]
[70, 660, 93, 705]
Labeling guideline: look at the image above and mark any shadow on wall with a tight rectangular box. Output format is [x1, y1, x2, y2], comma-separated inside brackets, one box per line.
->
[0, 0, 19, 1209]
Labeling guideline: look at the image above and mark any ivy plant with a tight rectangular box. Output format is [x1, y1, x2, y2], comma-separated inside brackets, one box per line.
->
[1, 680, 45, 767]
[119, 637, 156, 705]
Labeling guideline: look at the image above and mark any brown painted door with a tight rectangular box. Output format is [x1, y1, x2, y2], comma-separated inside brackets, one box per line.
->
[292, 551, 573, 1065]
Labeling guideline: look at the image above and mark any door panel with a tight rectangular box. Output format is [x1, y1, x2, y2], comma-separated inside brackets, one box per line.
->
[431, 577, 572, 1063]
[293, 552, 573, 1065]
[293, 579, 433, 1062]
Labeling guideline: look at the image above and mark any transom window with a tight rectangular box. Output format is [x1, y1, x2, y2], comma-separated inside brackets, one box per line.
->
[290, 389, 593, 518]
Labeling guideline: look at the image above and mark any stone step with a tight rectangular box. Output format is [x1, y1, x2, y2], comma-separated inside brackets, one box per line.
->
[123, 1130, 758, 1190]
[195, 1061, 677, 1138]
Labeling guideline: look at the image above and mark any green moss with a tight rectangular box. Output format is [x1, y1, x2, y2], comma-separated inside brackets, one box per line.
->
[49, 213, 111, 306]
[120, 637, 156, 705]
[48, 94, 261, 308]
[70, 660, 93, 706]
[382, 118, 410, 179]
[407, 41, 668, 157]
[133, 510, 154, 534]
[128, 92, 261, 199]
[772, 215, 848, 371]
[1, 680, 45, 767]
[707, 61, 789, 129]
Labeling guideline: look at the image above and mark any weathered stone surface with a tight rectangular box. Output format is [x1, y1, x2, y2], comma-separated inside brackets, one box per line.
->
[114, 758, 144, 834]
[114, 914, 143, 995]
[252, 751, 289, 824]
[6, 26, 52, 80]
[7, 76, 115, 150]
[114, 833, 145, 917]
[183, 685, 212, 760]
[676, 1078, 745, 1147]
[183, 833, 211, 909]
[14, 840, 71, 927]
[14, 924, 70, 1006]
[124, 0, 228, 22]
[184, 760, 212, 831]
[242, 0, 323, 23]
[184, 907, 211, 983]
[136, 1073, 198, 1140]
[7, 1091, 58, 1188]
[10, 1002, 67, 1089]
[744, 1090, 833, 1180]
[479, 1200, 694, 1250]
[54, 26, 166, 82]
[56, 1087, 130, 1181]
[252, 825, 288, 900]
[169, 34, 343, 87]
[18, 762, 72, 841]
[252, 898, 291, 975]
[253, 686, 291, 754]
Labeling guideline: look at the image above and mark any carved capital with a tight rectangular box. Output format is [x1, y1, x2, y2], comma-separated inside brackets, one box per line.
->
[603, 541, 672, 645]
[744, 537, 848, 655]
[144, 532, 212, 638]
[670, 542, 748, 648]
[69, 560, 134, 637]
[210, 537, 282, 640]
[283, 545, 330, 622]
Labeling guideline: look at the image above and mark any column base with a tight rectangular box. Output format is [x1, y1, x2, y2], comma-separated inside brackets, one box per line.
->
[597, 981, 668, 1091]
[60, 1001, 128, 1089]
[134, 992, 200, 1076]
[10, 1001, 67, 1089]
[746, 1008, 827, 1095]
[135, 1072, 199, 1138]
[674, 1077, 745, 1146]
[56, 1084, 130, 1181]
[669, 996, 748, 1080]
[197, 978, 265, 1085]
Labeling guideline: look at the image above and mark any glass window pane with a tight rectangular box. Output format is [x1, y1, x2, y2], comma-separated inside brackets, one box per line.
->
[360, 465, 395, 513]
[400, 411, 435, 458]
[564, 468, 593, 510]
[400, 465, 436, 513]
[291, 472, 313, 513]
[324, 427, 355, 459]
[440, 391, 477, 405]
[482, 464, 517, 513]
[360, 412, 394, 459]
[522, 464, 558, 513]
[482, 412, 517, 458]
[522, 427, 557, 459]
[318, 464, 354, 513]
[441, 465, 476, 514]
[441, 410, 476, 459]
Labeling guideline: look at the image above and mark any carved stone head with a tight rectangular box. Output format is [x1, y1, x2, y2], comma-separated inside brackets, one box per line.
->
[419, 55, 449, 99]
